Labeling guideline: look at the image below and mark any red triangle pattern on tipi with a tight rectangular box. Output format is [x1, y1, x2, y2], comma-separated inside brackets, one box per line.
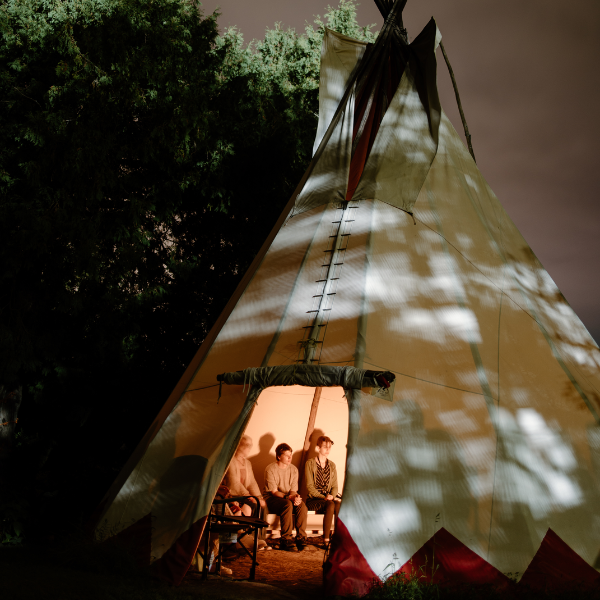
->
[324, 518, 378, 596]
[519, 528, 600, 591]
[151, 516, 207, 585]
[104, 513, 600, 593]
[396, 527, 513, 591]
[324, 524, 600, 596]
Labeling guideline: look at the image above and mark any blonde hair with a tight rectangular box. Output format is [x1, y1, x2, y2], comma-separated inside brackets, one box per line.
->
[238, 434, 253, 448]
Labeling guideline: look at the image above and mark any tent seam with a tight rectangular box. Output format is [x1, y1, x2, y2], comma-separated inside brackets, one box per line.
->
[426, 188, 499, 434]
[487, 270, 506, 560]
[362, 360, 495, 399]
[416, 218, 537, 326]
[447, 163, 600, 423]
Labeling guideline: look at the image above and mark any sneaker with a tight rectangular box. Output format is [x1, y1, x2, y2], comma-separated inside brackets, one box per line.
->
[295, 536, 308, 551]
[257, 539, 271, 550]
[280, 539, 298, 552]
[209, 565, 233, 576]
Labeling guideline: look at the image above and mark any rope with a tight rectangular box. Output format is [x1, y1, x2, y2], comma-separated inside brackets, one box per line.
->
[439, 40, 476, 163]
[184, 383, 220, 393]
[363, 360, 496, 400]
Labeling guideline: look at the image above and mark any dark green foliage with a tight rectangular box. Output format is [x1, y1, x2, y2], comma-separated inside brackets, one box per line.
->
[0, 0, 225, 384]
[0, 0, 375, 543]
[0, 0, 226, 542]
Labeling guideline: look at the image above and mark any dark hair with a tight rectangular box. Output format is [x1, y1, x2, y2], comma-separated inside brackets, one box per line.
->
[275, 443, 292, 460]
[316, 435, 334, 447]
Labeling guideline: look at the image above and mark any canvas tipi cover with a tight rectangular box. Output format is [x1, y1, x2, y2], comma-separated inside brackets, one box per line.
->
[95, 0, 600, 594]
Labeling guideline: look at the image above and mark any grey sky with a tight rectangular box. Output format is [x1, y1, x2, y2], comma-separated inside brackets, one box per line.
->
[201, 0, 600, 342]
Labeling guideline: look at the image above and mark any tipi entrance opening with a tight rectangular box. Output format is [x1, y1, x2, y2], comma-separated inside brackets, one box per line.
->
[241, 384, 349, 538]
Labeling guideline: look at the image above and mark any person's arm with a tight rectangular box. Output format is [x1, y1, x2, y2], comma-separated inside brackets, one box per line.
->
[266, 465, 299, 501]
[245, 460, 261, 497]
[289, 466, 303, 505]
[265, 465, 287, 498]
[305, 460, 325, 499]
[245, 460, 266, 507]
[226, 461, 251, 497]
[290, 465, 299, 494]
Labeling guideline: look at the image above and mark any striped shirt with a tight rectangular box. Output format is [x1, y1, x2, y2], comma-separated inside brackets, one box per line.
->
[315, 459, 331, 495]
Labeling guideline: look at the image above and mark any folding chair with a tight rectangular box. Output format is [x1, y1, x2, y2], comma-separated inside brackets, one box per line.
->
[200, 495, 268, 581]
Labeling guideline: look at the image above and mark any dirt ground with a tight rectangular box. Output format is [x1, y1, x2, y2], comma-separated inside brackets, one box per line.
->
[183, 537, 327, 600]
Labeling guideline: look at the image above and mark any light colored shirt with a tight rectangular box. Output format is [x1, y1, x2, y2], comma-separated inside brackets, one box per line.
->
[225, 456, 261, 498]
[263, 462, 298, 499]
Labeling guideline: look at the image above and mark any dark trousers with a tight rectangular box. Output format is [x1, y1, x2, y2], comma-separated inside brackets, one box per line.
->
[266, 496, 307, 540]
[306, 498, 340, 540]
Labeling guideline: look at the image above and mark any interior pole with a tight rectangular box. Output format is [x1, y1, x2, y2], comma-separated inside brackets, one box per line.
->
[298, 386, 323, 489]
[439, 40, 476, 163]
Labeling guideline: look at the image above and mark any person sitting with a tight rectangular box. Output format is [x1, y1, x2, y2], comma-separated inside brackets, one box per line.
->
[305, 435, 341, 548]
[264, 443, 308, 552]
[224, 434, 271, 552]
[225, 434, 266, 517]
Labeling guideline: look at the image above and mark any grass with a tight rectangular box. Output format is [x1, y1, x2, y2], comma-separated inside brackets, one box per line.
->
[361, 572, 600, 600]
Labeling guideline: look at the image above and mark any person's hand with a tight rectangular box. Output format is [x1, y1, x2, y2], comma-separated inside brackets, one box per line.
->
[248, 496, 257, 504]
[259, 498, 267, 508]
[325, 494, 334, 501]
[293, 494, 302, 506]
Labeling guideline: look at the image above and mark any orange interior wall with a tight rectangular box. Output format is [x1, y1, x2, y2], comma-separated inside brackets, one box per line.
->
[241, 385, 349, 496]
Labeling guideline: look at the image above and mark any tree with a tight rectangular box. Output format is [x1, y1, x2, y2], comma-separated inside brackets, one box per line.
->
[0, 0, 375, 541]
[0, 0, 231, 475]
[0, 0, 229, 538]
[0, 0, 228, 383]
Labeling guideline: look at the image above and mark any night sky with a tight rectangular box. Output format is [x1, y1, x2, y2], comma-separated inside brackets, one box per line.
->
[201, 0, 600, 343]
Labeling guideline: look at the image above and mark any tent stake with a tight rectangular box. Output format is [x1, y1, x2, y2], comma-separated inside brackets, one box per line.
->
[298, 386, 322, 490]
[439, 41, 476, 163]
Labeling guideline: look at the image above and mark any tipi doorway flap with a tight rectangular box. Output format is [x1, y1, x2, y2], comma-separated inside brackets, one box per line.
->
[217, 365, 396, 397]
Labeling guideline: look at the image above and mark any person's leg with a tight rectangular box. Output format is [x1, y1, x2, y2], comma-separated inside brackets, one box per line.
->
[257, 504, 271, 549]
[293, 501, 308, 549]
[305, 497, 324, 513]
[322, 500, 335, 542]
[266, 496, 296, 550]
[278, 500, 295, 540]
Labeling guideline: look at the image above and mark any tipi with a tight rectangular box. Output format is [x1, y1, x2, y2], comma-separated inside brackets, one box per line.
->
[95, 0, 600, 594]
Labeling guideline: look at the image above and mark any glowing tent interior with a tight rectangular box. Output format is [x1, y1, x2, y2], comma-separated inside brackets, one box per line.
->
[94, 0, 600, 594]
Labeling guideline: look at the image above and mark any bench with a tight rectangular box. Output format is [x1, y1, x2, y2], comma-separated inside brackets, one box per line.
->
[265, 511, 331, 538]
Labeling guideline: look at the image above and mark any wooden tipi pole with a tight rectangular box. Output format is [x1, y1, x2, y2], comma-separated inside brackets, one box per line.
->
[297, 386, 322, 489]
[439, 40, 477, 163]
